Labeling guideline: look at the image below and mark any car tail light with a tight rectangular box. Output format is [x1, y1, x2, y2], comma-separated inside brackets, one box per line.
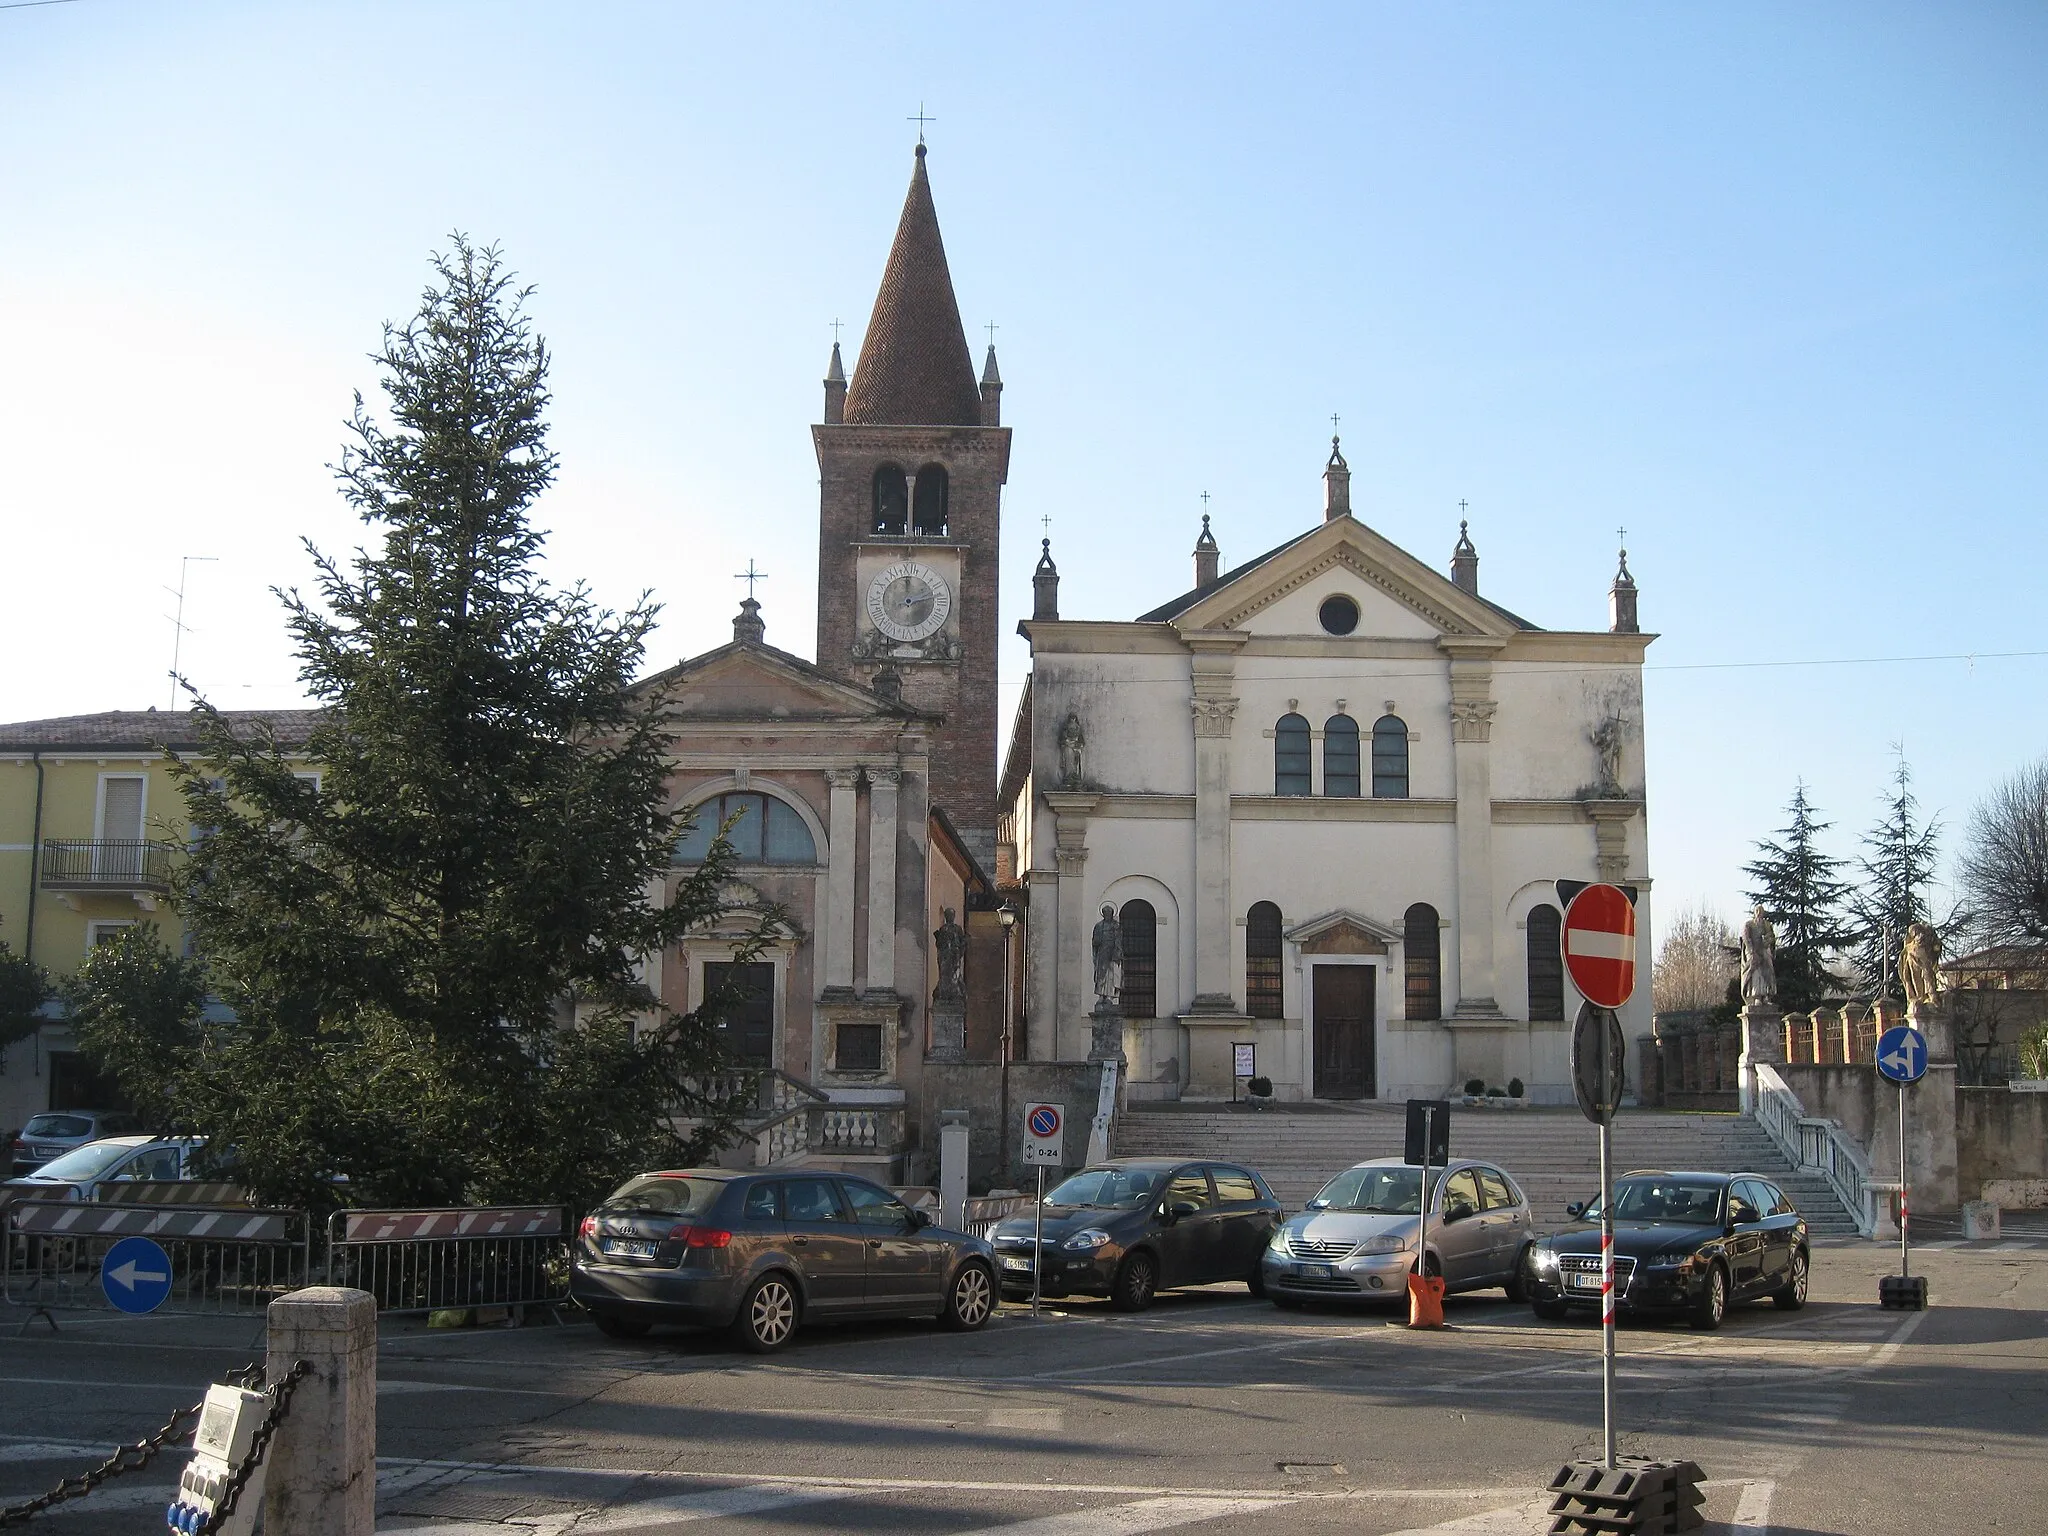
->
[578, 1217, 597, 1239]
[667, 1224, 732, 1248]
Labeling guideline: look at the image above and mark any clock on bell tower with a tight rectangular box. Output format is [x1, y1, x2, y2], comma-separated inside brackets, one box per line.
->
[813, 143, 1009, 872]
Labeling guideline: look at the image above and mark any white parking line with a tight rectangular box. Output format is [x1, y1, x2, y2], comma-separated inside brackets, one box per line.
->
[1729, 1477, 1776, 1533]
[957, 1494, 1289, 1534]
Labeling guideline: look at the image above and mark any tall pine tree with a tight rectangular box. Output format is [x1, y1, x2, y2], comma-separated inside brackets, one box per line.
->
[86, 238, 757, 1212]
[1848, 749, 1944, 999]
[1743, 783, 1853, 1011]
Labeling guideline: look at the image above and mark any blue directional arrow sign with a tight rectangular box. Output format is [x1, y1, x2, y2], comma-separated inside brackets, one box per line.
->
[100, 1235, 173, 1315]
[1876, 1024, 1928, 1085]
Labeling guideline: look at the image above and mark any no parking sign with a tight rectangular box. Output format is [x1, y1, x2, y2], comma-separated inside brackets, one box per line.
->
[1022, 1103, 1065, 1167]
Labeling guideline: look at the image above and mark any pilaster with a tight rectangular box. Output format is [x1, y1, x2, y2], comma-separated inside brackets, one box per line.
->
[1023, 867, 1059, 1062]
[1441, 637, 1507, 1019]
[1043, 790, 1102, 1054]
[1183, 630, 1249, 1013]
[1583, 801, 1636, 884]
[864, 766, 900, 995]
[823, 768, 860, 993]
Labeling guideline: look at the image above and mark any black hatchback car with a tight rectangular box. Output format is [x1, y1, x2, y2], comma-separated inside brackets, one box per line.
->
[988, 1158, 1283, 1310]
[1523, 1170, 1809, 1330]
[571, 1169, 997, 1352]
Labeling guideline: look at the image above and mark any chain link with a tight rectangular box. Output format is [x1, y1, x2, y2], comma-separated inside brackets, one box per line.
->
[192, 1359, 310, 1536]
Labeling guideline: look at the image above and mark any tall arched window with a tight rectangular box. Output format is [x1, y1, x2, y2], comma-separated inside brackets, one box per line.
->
[1403, 902, 1441, 1021]
[911, 463, 949, 535]
[1274, 714, 1311, 795]
[1527, 903, 1565, 1021]
[1371, 715, 1409, 799]
[1246, 901, 1283, 1018]
[872, 464, 908, 534]
[673, 792, 818, 866]
[1120, 900, 1157, 1019]
[1323, 715, 1360, 797]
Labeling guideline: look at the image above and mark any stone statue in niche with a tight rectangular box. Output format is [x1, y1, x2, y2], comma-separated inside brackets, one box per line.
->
[1590, 714, 1627, 798]
[1900, 921, 1943, 1007]
[933, 908, 966, 1003]
[1740, 905, 1778, 1006]
[1091, 902, 1123, 1007]
[1058, 711, 1086, 790]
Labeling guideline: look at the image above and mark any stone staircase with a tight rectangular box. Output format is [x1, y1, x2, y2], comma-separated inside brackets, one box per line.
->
[1112, 1103, 1865, 1236]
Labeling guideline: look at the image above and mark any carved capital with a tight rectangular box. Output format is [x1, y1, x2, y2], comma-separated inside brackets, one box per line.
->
[1449, 699, 1497, 743]
[1190, 696, 1240, 738]
[826, 767, 861, 791]
[1054, 846, 1088, 878]
[866, 766, 901, 789]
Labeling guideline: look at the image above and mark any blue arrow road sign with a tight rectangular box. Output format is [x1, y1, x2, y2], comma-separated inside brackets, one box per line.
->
[100, 1235, 173, 1315]
[1876, 1025, 1929, 1085]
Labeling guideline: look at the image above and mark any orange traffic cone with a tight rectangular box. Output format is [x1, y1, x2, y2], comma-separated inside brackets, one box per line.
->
[1407, 1271, 1446, 1329]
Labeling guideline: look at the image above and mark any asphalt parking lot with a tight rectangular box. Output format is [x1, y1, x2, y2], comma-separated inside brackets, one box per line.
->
[0, 1238, 2042, 1534]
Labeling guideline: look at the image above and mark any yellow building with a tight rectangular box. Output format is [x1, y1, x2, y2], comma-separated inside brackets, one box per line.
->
[0, 709, 318, 1132]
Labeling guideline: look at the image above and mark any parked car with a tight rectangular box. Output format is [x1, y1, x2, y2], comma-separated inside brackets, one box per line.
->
[1262, 1156, 1535, 1305]
[571, 1168, 998, 1353]
[2, 1135, 205, 1204]
[988, 1158, 1283, 1310]
[1522, 1170, 1809, 1330]
[8, 1111, 143, 1175]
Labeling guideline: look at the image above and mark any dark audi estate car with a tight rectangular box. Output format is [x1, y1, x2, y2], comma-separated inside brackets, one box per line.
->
[989, 1158, 1282, 1310]
[1524, 1170, 1809, 1330]
[572, 1169, 997, 1352]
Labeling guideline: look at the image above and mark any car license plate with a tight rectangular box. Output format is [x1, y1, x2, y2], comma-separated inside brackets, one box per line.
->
[601, 1238, 657, 1259]
[1000, 1255, 1032, 1273]
[1293, 1263, 1332, 1280]
[1568, 1270, 1603, 1290]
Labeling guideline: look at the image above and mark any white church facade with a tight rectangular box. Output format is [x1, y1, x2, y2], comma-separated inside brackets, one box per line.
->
[1000, 448, 1653, 1106]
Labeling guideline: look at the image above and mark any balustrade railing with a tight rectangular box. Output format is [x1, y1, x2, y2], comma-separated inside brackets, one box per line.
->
[1753, 1062, 1878, 1238]
[39, 839, 177, 892]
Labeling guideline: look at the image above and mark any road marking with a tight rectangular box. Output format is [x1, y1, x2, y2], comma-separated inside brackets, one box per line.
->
[1729, 1477, 1776, 1533]
[957, 1494, 1289, 1534]
[988, 1406, 1066, 1430]
[0, 1442, 110, 1462]
[1384, 1495, 1554, 1534]
[1029, 1326, 1385, 1378]
[1865, 1309, 1926, 1369]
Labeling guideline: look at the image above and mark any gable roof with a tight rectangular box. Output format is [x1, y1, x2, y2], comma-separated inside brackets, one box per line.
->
[843, 146, 982, 427]
[0, 709, 326, 752]
[634, 636, 938, 726]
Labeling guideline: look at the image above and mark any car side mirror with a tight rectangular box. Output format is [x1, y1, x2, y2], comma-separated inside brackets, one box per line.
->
[1165, 1200, 1199, 1222]
[908, 1208, 932, 1230]
[1445, 1200, 1477, 1224]
[1565, 1201, 1586, 1220]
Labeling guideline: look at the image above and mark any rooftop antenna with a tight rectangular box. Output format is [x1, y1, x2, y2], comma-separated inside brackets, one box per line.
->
[165, 555, 218, 710]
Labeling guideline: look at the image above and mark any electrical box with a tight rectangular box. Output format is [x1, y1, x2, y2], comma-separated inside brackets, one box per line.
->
[165, 1383, 270, 1535]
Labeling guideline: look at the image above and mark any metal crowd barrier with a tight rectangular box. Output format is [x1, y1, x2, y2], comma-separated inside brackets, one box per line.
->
[4, 1201, 311, 1329]
[324, 1206, 568, 1316]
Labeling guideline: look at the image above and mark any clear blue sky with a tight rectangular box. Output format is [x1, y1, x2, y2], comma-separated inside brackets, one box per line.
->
[4, 2, 2043, 932]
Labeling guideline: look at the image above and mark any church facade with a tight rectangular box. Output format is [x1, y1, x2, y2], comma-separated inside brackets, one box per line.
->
[1001, 452, 1654, 1106]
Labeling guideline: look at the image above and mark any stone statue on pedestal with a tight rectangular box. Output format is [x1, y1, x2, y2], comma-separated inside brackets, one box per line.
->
[1900, 921, 1942, 1008]
[1091, 902, 1123, 1008]
[1590, 715, 1627, 798]
[1740, 906, 1778, 1006]
[1058, 712, 1086, 791]
[927, 908, 968, 1063]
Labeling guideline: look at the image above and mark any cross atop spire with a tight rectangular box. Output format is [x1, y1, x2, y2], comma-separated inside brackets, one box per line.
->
[734, 560, 768, 599]
[908, 103, 936, 144]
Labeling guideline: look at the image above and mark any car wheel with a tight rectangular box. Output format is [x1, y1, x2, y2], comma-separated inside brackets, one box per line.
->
[1504, 1246, 1533, 1303]
[1110, 1251, 1158, 1312]
[1532, 1296, 1569, 1321]
[1691, 1262, 1728, 1331]
[592, 1311, 651, 1340]
[1270, 1294, 1303, 1310]
[1773, 1250, 1809, 1311]
[942, 1262, 995, 1331]
[1246, 1265, 1267, 1299]
[730, 1273, 800, 1353]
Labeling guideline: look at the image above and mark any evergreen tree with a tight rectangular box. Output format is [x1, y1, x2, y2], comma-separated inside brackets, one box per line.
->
[89, 238, 757, 1212]
[65, 925, 205, 1132]
[0, 937, 53, 1058]
[1743, 783, 1853, 1011]
[1848, 750, 1944, 999]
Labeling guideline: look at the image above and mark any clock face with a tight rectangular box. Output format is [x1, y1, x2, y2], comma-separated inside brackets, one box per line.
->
[865, 560, 952, 643]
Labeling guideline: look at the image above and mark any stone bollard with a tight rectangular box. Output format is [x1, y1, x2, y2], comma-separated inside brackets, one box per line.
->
[266, 1286, 377, 1536]
[1961, 1200, 2001, 1241]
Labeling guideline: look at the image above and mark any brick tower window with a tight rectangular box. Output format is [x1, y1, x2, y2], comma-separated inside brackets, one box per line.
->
[911, 464, 949, 535]
[872, 464, 908, 534]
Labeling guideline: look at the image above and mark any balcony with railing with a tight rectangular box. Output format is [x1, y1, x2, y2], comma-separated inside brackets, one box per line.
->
[39, 839, 179, 897]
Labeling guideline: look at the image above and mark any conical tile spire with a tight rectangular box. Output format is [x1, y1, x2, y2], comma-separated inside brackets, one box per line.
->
[845, 145, 982, 426]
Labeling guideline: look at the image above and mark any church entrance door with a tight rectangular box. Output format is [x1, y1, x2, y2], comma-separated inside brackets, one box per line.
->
[1311, 964, 1375, 1100]
[705, 961, 776, 1067]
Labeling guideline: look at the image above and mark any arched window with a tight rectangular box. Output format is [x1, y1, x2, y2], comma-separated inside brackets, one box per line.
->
[1120, 900, 1157, 1019]
[1323, 715, 1360, 797]
[911, 463, 949, 535]
[1527, 903, 1565, 1021]
[673, 792, 818, 866]
[1371, 715, 1409, 799]
[872, 464, 908, 535]
[1274, 714, 1311, 795]
[1246, 901, 1283, 1018]
[1403, 903, 1441, 1021]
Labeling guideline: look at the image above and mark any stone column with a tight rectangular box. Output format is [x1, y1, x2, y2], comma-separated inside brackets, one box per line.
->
[265, 1287, 376, 1536]
[1184, 632, 1247, 1012]
[1441, 638, 1506, 1017]
[823, 768, 859, 993]
[864, 767, 899, 996]
[1023, 866, 1059, 1062]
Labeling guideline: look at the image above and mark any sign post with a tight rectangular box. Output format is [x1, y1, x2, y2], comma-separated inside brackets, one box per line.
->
[1876, 1023, 1929, 1309]
[1021, 1103, 1065, 1316]
[1562, 881, 1637, 1472]
[1402, 1099, 1450, 1328]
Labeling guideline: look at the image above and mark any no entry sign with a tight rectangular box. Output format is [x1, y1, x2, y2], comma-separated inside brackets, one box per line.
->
[1562, 883, 1638, 1010]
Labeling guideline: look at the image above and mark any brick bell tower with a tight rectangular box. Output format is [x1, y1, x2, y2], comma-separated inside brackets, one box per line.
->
[814, 143, 1010, 871]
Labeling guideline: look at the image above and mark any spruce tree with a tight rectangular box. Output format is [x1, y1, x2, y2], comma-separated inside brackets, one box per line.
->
[1743, 783, 1853, 1011]
[1848, 750, 1944, 999]
[100, 238, 756, 1212]
[0, 938, 52, 1058]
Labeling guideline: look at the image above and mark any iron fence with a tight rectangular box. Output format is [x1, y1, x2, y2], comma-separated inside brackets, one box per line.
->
[323, 1206, 568, 1315]
[37, 838, 177, 892]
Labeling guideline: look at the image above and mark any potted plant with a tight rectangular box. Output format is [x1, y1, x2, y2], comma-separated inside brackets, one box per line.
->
[1461, 1077, 1485, 1106]
[1246, 1075, 1274, 1108]
[1507, 1076, 1527, 1107]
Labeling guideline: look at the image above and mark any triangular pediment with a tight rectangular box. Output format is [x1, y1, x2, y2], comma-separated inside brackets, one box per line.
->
[1171, 517, 1524, 640]
[636, 642, 929, 724]
[1284, 908, 1405, 954]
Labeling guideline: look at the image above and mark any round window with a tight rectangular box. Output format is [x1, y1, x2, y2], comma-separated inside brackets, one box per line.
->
[1318, 594, 1360, 636]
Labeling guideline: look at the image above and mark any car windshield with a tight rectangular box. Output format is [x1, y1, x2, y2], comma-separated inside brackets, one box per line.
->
[601, 1175, 723, 1216]
[1309, 1165, 1426, 1214]
[1584, 1179, 1725, 1225]
[26, 1141, 139, 1181]
[1043, 1168, 1162, 1209]
[22, 1115, 94, 1139]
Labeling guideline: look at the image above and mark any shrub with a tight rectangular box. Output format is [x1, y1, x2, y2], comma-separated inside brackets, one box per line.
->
[1463, 1077, 1485, 1096]
[1508, 1077, 1525, 1098]
[1247, 1075, 1273, 1097]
